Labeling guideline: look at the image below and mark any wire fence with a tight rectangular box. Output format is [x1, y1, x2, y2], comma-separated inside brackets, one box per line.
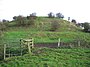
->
[0, 38, 90, 60]
[0, 42, 28, 60]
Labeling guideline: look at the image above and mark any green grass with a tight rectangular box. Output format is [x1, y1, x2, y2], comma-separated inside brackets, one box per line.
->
[0, 48, 90, 67]
[0, 17, 90, 67]
[0, 17, 89, 44]
[2, 28, 90, 44]
[1, 17, 89, 44]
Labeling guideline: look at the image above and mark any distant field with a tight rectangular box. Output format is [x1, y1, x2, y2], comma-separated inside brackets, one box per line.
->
[0, 48, 90, 67]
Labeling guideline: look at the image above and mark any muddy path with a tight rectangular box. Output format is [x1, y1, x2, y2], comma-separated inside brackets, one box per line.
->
[34, 42, 71, 48]
[34, 43, 58, 48]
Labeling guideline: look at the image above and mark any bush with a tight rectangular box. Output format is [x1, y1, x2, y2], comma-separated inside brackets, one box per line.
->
[0, 23, 6, 31]
[13, 15, 26, 26]
[83, 22, 90, 32]
[50, 20, 60, 31]
[27, 16, 36, 25]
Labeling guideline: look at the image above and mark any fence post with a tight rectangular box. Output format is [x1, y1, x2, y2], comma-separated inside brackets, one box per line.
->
[78, 40, 80, 47]
[20, 39, 23, 56]
[58, 38, 60, 47]
[4, 44, 6, 60]
[31, 38, 34, 48]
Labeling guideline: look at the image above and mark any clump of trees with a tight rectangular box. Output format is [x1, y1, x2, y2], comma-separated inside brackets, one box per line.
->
[77, 22, 90, 33]
[83, 22, 90, 32]
[13, 13, 37, 26]
[56, 13, 64, 19]
[48, 12, 64, 19]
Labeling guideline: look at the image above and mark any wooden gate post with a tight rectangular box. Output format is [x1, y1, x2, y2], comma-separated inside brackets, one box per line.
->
[21, 38, 34, 55]
[27, 42, 32, 54]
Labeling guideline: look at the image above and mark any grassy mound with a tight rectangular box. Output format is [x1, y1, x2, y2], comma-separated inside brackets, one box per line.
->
[0, 17, 89, 44]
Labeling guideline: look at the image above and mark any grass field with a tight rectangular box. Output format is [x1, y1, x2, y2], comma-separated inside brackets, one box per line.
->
[0, 48, 90, 67]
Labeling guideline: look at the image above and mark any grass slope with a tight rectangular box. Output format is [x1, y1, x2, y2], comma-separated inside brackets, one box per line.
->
[1, 17, 90, 44]
[0, 17, 90, 67]
[0, 48, 90, 67]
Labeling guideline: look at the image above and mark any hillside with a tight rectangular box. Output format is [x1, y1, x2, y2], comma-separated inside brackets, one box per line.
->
[0, 17, 89, 44]
[0, 17, 90, 67]
[34, 17, 81, 31]
[1, 17, 89, 44]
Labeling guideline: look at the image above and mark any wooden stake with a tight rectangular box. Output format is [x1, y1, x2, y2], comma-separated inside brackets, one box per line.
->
[20, 39, 22, 56]
[78, 40, 80, 47]
[4, 44, 6, 60]
[58, 38, 60, 47]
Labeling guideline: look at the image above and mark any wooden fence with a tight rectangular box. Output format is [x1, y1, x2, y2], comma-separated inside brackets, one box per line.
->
[0, 38, 34, 60]
[0, 38, 90, 60]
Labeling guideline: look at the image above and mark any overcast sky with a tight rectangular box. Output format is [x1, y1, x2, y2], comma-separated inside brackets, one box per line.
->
[0, 0, 90, 23]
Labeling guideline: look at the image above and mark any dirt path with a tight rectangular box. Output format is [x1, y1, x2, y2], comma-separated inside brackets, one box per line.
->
[34, 42, 74, 48]
[34, 43, 58, 48]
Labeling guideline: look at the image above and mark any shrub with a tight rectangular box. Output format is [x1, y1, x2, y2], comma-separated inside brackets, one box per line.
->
[0, 22, 6, 31]
[13, 15, 26, 26]
[50, 21, 60, 31]
[27, 13, 37, 25]
[83, 22, 90, 32]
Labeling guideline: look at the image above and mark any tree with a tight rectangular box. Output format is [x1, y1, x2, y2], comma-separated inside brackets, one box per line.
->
[83, 22, 90, 32]
[71, 19, 77, 24]
[48, 12, 55, 18]
[56, 13, 64, 19]
[30, 12, 36, 17]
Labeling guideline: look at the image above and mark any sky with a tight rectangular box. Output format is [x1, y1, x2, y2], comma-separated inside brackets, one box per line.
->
[0, 0, 90, 23]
